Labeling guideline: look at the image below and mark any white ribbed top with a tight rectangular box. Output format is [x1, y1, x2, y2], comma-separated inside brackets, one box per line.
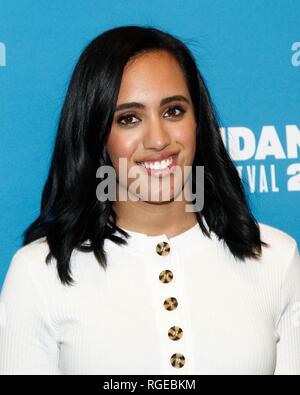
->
[0, 220, 300, 375]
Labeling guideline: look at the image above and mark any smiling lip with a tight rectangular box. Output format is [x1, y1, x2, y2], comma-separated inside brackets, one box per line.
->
[136, 152, 179, 163]
[136, 154, 178, 178]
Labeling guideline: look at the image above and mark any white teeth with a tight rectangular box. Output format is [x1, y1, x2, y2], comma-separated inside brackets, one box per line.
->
[140, 157, 173, 170]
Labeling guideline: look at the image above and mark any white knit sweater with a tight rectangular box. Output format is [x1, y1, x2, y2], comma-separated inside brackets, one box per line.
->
[0, 220, 300, 375]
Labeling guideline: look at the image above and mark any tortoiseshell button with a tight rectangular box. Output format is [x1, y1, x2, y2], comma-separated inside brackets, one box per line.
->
[156, 242, 170, 256]
[163, 297, 178, 311]
[168, 326, 183, 341]
[170, 353, 185, 369]
[159, 270, 174, 283]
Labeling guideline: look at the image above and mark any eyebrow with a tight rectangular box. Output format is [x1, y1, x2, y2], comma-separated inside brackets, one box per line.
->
[114, 95, 190, 112]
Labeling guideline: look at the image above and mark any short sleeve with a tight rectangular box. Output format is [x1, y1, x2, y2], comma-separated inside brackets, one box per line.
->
[0, 251, 60, 375]
[275, 242, 300, 375]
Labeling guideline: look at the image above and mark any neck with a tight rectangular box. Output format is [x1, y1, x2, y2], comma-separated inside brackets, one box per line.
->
[112, 193, 198, 238]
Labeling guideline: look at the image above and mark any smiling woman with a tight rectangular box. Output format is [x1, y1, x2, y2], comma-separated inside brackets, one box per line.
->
[0, 25, 299, 375]
[107, 50, 198, 222]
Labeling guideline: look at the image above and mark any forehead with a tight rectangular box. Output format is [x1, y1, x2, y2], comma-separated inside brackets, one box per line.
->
[118, 50, 189, 99]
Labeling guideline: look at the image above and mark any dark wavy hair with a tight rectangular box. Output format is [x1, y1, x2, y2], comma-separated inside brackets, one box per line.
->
[23, 25, 269, 285]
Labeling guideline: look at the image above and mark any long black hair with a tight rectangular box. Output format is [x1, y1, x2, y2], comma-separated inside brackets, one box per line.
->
[23, 25, 269, 285]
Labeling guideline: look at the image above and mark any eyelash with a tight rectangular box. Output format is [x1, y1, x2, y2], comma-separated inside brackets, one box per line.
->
[116, 106, 187, 127]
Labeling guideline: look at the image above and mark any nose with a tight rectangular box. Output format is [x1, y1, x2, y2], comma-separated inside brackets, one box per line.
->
[143, 117, 172, 151]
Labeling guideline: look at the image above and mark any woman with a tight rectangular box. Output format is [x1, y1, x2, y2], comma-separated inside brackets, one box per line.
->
[0, 25, 299, 375]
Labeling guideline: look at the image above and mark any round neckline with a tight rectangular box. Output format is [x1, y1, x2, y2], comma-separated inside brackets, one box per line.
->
[118, 221, 200, 241]
[117, 214, 211, 242]
[108, 215, 212, 255]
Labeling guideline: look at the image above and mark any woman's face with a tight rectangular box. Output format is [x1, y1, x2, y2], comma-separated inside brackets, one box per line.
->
[107, 50, 197, 203]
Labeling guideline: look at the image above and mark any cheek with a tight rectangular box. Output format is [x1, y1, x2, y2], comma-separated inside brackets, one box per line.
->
[174, 122, 197, 157]
[106, 131, 137, 166]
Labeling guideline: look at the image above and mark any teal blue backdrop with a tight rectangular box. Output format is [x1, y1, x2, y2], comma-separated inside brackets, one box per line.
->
[0, 0, 299, 288]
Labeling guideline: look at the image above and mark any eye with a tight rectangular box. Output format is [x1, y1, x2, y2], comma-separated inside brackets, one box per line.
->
[116, 113, 140, 126]
[116, 105, 186, 127]
[163, 105, 186, 119]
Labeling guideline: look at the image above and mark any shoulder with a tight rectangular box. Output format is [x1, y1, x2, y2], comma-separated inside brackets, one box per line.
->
[258, 222, 298, 255]
[6, 237, 97, 289]
[257, 222, 299, 274]
[11, 237, 52, 273]
[3, 237, 59, 292]
[13, 236, 50, 263]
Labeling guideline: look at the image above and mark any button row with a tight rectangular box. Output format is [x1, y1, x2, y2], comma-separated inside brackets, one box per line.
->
[156, 241, 186, 369]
